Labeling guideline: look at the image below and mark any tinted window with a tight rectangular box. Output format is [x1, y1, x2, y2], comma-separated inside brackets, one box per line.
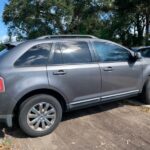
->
[51, 43, 62, 64]
[15, 44, 51, 66]
[0, 49, 8, 57]
[61, 41, 92, 64]
[141, 48, 150, 57]
[93, 42, 130, 62]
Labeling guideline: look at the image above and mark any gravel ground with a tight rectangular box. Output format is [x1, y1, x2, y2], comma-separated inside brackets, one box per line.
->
[0, 99, 150, 150]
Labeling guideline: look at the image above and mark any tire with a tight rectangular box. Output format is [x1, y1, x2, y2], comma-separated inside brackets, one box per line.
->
[19, 94, 62, 137]
[142, 78, 150, 104]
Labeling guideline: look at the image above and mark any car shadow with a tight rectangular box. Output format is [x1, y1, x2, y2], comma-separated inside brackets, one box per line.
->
[0, 99, 143, 139]
[0, 124, 5, 138]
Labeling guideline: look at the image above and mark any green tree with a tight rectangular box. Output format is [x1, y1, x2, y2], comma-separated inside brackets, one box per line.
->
[3, 0, 71, 39]
[2, 0, 150, 47]
[113, 0, 150, 46]
[0, 43, 5, 51]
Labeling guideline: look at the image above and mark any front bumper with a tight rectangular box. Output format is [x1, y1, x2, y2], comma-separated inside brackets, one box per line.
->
[0, 114, 13, 127]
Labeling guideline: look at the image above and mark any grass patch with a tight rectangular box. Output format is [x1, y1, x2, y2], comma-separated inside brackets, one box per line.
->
[0, 138, 12, 150]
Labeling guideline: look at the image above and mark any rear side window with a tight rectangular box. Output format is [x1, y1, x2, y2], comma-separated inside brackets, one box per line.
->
[51, 43, 62, 65]
[15, 43, 51, 67]
[60, 41, 92, 64]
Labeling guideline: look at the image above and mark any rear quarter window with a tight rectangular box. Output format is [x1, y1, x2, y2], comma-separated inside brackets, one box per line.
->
[15, 43, 52, 67]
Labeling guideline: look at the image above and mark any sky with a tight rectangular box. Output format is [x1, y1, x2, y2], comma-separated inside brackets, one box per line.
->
[0, 0, 8, 42]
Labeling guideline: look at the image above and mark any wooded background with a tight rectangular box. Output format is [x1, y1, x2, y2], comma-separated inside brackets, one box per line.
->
[1, 0, 150, 48]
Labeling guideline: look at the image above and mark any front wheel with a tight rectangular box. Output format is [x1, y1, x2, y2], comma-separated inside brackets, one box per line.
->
[142, 78, 150, 104]
[19, 94, 62, 137]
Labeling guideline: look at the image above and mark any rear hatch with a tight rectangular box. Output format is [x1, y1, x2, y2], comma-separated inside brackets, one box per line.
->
[0, 42, 22, 59]
[0, 42, 24, 70]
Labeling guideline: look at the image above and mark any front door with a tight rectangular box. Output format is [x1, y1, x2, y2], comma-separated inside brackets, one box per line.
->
[92, 41, 143, 101]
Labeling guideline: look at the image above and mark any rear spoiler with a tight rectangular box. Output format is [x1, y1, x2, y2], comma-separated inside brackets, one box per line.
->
[4, 42, 22, 50]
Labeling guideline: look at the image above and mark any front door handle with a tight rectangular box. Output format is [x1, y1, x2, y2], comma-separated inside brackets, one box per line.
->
[53, 70, 67, 75]
[103, 67, 113, 71]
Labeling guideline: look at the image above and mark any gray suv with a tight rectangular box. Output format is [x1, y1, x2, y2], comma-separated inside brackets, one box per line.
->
[0, 35, 150, 137]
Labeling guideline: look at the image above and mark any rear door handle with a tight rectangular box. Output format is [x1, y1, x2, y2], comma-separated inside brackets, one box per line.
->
[53, 70, 67, 75]
[103, 67, 113, 71]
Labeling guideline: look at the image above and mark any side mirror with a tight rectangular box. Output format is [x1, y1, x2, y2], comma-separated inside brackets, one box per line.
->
[134, 52, 142, 59]
[129, 52, 141, 61]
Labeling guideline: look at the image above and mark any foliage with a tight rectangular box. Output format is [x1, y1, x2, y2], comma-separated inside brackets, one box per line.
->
[0, 43, 5, 51]
[113, 0, 150, 46]
[2, 0, 150, 47]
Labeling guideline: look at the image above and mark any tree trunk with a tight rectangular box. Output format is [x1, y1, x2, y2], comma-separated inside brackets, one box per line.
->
[145, 13, 150, 45]
[136, 14, 144, 45]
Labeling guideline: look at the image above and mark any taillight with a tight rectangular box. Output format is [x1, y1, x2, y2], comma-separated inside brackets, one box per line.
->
[0, 77, 5, 93]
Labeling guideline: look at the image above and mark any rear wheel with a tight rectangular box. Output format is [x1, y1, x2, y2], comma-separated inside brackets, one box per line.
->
[19, 94, 62, 137]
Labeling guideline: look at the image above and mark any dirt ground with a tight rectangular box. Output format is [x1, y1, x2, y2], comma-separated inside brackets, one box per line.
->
[1, 99, 150, 150]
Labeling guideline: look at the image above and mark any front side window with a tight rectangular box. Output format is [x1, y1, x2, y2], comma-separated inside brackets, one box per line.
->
[60, 41, 92, 64]
[93, 42, 130, 62]
[15, 43, 51, 66]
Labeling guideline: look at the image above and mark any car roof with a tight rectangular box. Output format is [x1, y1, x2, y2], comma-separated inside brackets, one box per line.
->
[4, 36, 97, 48]
[4, 34, 125, 47]
[37, 34, 98, 39]
[5, 35, 131, 53]
[20, 38, 126, 47]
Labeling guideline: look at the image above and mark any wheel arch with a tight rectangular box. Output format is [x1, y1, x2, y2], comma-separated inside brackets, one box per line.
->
[13, 88, 68, 116]
[141, 75, 150, 94]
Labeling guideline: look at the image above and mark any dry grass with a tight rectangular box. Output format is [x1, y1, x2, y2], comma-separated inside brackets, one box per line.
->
[0, 129, 12, 150]
[140, 106, 150, 113]
[121, 99, 150, 113]
[0, 139, 12, 150]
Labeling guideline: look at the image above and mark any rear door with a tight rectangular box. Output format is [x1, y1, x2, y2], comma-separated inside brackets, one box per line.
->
[92, 41, 143, 101]
[47, 40, 101, 108]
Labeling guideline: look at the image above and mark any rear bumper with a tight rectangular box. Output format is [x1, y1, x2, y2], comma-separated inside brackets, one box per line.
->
[0, 114, 13, 127]
[0, 92, 15, 127]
